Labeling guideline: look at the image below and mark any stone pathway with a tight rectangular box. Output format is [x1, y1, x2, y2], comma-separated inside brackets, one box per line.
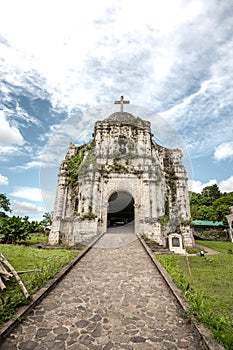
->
[1, 234, 207, 350]
[194, 243, 221, 255]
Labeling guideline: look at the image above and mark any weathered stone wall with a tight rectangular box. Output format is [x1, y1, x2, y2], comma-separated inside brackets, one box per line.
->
[49, 111, 194, 248]
[59, 218, 98, 246]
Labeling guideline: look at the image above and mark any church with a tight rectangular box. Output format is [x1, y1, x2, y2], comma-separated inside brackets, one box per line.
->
[49, 97, 194, 249]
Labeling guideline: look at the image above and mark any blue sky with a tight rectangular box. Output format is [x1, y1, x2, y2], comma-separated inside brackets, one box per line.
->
[0, 0, 233, 220]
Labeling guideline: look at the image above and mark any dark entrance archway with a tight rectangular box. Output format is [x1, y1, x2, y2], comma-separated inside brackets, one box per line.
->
[107, 191, 134, 232]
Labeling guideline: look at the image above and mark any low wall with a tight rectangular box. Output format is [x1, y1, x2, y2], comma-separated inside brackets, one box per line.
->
[139, 219, 165, 246]
[60, 218, 98, 246]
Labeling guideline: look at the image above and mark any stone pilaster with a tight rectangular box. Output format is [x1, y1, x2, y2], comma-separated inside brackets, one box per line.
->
[48, 164, 67, 245]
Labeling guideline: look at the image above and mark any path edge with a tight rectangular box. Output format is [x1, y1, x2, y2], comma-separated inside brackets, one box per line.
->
[137, 234, 225, 350]
[0, 232, 105, 345]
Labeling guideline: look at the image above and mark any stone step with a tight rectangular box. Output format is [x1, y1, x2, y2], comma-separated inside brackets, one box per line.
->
[142, 240, 173, 254]
[154, 249, 174, 254]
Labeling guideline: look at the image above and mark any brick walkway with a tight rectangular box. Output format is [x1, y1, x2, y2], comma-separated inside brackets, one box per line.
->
[1, 234, 207, 350]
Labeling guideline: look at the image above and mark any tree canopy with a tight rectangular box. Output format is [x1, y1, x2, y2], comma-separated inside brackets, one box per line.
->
[0, 193, 46, 244]
[42, 212, 53, 226]
[0, 193, 11, 217]
[190, 185, 233, 224]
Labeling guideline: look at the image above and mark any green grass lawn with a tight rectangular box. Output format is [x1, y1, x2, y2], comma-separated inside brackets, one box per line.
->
[157, 240, 233, 349]
[0, 244, 79, 326]
[193, 240, 233, 317]
[22, 232, 49, 245]
[196, 239, 233, 253]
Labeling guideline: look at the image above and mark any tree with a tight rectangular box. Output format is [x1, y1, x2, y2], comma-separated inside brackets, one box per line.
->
[29, 220, 45, 233]
[201, 184, 221, 206]
[0, 215, 45, 244]
[42, 212, 53, 226]
[190, 186, 233, 225]
[0, 216, 31, 244]
[196, 205, 214, 221]
[190, 192, 202, 206]
[211, 195, 233, 224]
[0, 194, 11, 217]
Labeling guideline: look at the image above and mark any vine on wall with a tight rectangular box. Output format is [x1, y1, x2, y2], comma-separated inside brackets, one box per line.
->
[163, 152, 178, 204]
[65, 150, 85, 187]
[65, 141, 96, 187]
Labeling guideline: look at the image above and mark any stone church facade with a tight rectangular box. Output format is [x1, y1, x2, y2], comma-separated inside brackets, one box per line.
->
[49, 108, 194, 248]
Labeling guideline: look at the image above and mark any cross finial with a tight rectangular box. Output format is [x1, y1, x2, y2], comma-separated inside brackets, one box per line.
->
[114, 95, 130, 112]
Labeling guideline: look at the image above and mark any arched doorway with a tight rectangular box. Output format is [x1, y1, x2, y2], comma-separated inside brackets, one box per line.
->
[107, 191, 135, 233]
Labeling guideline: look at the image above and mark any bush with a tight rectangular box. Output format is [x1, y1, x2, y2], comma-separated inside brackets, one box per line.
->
[0, 216, 33, 244]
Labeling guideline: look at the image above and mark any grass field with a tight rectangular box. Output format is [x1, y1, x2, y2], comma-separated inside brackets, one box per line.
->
[22, 232, 49, 245]
[157, 240, 233, 350]
[0, 243, 79, 326]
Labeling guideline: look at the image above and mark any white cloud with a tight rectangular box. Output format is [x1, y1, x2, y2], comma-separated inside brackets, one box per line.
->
[0, 174, 9, 185]
[219, 176, 233, 193]
[0, 146, 22, 161]
[0, 0, 232, 201]
[214, 142, 233, 161]
[0, 0, 232, 116]
[189, 179, 217, 193]
[189, 177, 233, 193]
[15, 161, 41, 170]
[0, 112, 24, 146]
[12, 200, 43, 215]
[10, 187, 43, 202]
[25, 161, 41, 168]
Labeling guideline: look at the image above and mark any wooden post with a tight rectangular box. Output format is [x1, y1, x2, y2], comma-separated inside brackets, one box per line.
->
[0, 277, 6, 291]
[0, 254, 30, 299]
[185, 252, 192, 280]
[17, 269, 41, 274]
[0, 262, 13, 280]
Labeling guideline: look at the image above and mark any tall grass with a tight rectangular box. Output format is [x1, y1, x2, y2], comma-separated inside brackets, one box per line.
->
[0, 244, 79, 326]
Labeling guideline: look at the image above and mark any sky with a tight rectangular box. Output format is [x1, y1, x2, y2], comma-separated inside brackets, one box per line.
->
[0, 0, 233, 221]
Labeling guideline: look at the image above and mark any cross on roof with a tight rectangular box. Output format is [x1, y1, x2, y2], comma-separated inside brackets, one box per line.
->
[114, 95, 130, 112]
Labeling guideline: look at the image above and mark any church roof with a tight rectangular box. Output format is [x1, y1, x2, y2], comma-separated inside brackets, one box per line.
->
[105, 111, 138, 122]
[103, 111, 150, 130]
